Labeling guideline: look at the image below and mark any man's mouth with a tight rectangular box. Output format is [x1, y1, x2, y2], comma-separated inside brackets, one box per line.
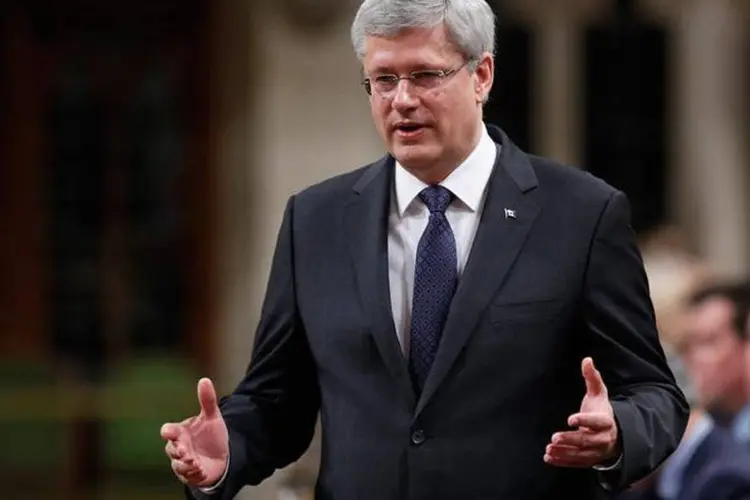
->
[394, 123, 427, 138]
[397, 124, 422, 131]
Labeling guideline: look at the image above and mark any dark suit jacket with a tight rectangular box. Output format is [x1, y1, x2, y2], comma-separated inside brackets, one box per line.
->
[682, 427, 750, 500]
[616, 425, 750, 500]
[189, 125, 689, 500]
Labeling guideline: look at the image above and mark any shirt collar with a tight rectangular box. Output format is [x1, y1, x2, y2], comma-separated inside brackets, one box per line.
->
[394, 124, 497, 217]
[732, 403, 750, 443]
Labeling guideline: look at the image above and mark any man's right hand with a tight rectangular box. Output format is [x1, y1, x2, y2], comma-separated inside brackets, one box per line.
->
[161, 377, 229, 488]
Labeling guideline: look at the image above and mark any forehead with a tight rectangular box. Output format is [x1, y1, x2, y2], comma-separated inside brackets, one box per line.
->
[688, 298, 735, 336]
[363, 24, 463, 72]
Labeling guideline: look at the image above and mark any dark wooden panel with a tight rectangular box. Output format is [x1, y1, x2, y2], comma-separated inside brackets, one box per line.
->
[582, 1, 670, 235]
[0, 12, 51, 358]
[484, 16, 534, 152]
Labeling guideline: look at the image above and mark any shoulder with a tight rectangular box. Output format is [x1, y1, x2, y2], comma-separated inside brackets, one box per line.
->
[282, 156, 389, 229]
[488, 124, 621, 210]
[518, 152, 629, 236]
[292, 158, 386, 205]
[526, 153, 621, 208]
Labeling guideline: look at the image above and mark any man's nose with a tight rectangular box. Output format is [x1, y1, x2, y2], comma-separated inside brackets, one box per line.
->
[392, 79, 419, 110]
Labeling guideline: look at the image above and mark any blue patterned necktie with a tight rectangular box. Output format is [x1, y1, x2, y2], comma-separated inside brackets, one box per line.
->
[409, 185, 457, 395]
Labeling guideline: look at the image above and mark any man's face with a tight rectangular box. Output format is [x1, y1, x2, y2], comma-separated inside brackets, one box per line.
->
[362, 25, 493, 179]
[683, 297, 746, 415]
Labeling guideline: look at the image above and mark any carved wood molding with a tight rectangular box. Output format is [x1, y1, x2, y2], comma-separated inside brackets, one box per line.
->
[502, 0, 611, 25]
[639, 0, 750, 25]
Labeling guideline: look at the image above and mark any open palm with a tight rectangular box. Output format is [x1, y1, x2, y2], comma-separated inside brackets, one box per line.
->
[545, 358, 619, 468]
[161, 378, 229, 487]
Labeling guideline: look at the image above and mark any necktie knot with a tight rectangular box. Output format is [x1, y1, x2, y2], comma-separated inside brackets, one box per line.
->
[419, 185, 453, 214]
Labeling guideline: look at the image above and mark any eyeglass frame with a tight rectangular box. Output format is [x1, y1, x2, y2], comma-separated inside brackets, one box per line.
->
[361, 58, 476, 97]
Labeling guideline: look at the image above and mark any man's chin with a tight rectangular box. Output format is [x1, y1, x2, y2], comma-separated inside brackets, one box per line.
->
[391, 144, 438, 169]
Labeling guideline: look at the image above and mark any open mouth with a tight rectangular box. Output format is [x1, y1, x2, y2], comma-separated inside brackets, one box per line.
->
[394, 123, 426, 137]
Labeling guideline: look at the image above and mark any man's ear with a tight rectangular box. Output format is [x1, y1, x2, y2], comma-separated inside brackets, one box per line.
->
[473, 52, 494, 104]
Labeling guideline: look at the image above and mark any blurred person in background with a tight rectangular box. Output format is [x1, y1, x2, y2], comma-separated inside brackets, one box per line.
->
[160, 1, 688, 498]
[733, 295, 750, 445]
[681, 282, 750, 433]
[618, 351, 750, 500]
[638, 225, 711, 349]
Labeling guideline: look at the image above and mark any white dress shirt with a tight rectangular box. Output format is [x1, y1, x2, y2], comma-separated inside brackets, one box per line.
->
[387, 124, 497, 354]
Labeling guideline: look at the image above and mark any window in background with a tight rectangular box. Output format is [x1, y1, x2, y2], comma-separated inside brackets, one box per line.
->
[582, 0, 670, 235]
[0, 2, 213, 499]
[484, 4, 534, 152]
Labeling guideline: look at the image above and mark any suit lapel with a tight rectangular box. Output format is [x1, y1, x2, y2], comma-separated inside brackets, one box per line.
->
[344, 158, 416, 409]
[416, 129, 541, 416]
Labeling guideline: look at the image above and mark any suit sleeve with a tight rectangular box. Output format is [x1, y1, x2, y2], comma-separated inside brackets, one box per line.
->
[187, 195, 321, 500]
[581, 190, 689, 490]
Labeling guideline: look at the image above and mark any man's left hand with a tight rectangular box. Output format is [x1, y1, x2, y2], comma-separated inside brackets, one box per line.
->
[544, 357, 620, 468]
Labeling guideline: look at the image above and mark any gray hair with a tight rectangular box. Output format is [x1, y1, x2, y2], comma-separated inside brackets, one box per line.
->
[351, 0, 496, 63]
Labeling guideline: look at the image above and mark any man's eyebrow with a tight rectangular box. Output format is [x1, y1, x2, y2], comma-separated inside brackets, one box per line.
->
[366, 64, 395, 75]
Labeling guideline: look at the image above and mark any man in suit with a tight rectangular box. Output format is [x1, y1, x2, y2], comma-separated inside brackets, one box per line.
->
[680, 282, 750, 430]
[618, 350, 750, 500]
[161, 1, 689, 498]
[734, 288, 750, 445]
[618, 411, 750, 500]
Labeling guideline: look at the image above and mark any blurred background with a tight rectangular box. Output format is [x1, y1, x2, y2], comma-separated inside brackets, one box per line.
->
[1, 0, 749, 499]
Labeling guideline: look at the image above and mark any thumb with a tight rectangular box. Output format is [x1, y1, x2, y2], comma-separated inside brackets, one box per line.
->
[198, 377, 220, 419]
[582, 357, 607, 397]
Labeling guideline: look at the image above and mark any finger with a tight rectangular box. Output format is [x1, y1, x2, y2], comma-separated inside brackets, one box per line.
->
[172, 459, 199, 477]
[160, 423, 183, 441]
[165, 440, 193, 461]
[182, 465, 204, 479]
[544, 453, 599, 468]
[545, 444, 602, 467]
[568, 412, 613, 431]
[174, 470, 206, 486]
[175, 467, 207, 486]
[551, 431, 609, 449]
[165, 441, 183, 460]
[547, 443, 601, 457]
[198, 377, 219, 419]
[582, 357, 607, 397]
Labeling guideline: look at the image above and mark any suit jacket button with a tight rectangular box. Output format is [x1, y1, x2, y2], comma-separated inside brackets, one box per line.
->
[411, 429, 426, 445]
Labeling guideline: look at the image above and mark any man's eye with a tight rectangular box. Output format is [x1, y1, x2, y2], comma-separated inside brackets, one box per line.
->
[411, 71, 442, 85]
[374, 75, 398, 84]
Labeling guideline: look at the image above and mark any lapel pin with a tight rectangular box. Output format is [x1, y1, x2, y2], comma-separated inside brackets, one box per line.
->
[504, 208, 516, 219]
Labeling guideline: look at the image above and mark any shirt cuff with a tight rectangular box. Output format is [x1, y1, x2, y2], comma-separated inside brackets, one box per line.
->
[593, 453, 622, 471]
[199, 454, 230, 494]
[593, 453, 622, 492]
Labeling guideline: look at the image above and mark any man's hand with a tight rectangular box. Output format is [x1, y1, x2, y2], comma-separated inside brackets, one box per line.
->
[544, 357, 620, 468]
[161, 378, 229, 487]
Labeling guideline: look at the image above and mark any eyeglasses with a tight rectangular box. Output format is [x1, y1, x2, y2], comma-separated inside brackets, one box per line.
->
[361, 59, 473, 97]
